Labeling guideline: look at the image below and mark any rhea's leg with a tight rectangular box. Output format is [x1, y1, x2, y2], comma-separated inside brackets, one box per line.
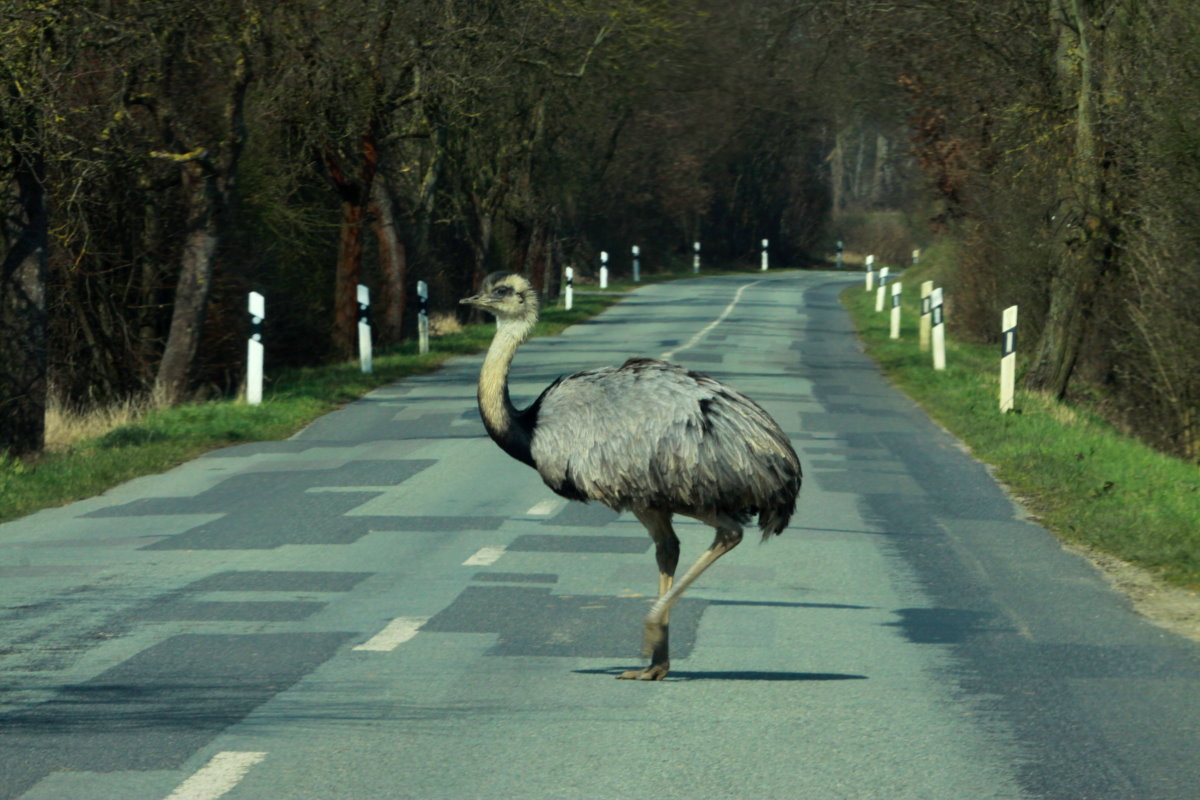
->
[621, 516, 744, 681]
[618, 509, 679, 681]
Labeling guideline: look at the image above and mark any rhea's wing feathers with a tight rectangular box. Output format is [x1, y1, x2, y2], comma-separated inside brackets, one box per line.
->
[530, 359, 800, 517]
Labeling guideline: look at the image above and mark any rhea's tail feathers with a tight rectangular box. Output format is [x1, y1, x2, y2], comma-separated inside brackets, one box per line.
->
[757, 478, 801, 541]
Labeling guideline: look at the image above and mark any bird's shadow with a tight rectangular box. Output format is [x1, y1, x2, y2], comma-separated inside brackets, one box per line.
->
[574, 668, 867, 682]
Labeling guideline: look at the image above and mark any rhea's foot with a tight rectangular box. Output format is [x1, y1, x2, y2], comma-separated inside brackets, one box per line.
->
[616, 662, 669, 681]
[618, 619, 669, 680]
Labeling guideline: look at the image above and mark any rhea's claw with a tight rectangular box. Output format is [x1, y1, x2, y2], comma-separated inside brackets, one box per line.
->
[616, 663, 670, 681]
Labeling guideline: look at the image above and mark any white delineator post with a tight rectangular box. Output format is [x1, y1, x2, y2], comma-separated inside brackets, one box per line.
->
[836, 240, 844, 270]
[357, 284, 372, 374]
[246, 291, 265, 405]
[875, 266, 890, 312]
[912, 248, 921, 266]
[693, 240, 701, 274]
[931, 287, 946, 370]
[890, 282, 902, 339]
[599, 250, 609, 289]
[417, 280, 430, 355]
[632, 245, 641, 283]
[919, 280, 934, 352]
[564, 266, 574, 310]
[1000, 305, 1018, 412]
[865, 253, 876, 291]
[761, 238, 769, 271]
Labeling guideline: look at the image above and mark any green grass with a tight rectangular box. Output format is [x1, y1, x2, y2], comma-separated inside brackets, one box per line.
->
[0, 265, 771, 526]
[841, 274, 1200, 589]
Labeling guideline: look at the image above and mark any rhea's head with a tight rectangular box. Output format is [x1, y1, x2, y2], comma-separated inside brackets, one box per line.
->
[460, 272, 539, 324]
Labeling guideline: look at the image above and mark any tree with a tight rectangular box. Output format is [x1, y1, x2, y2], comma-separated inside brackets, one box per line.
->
[0, 3, 58, 455]
[143, 3, 257, 405]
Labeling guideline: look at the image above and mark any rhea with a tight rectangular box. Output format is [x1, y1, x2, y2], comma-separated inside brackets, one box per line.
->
[461, 272, 801, 680]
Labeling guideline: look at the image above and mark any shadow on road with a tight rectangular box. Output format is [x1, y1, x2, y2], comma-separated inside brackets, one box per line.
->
[574, 668, 868, 682]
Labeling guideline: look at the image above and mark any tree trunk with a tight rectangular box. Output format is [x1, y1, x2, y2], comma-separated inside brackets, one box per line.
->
[829, 125, 846, 219]
[152, 41, 249, 406]
[370, 177, 406, 345]
[1024, 0, 1115, 397]
[155, 165, 220, 406]
[0, 148, 48, 456]
[333, 200, 366, 360]
[325, 134, 378, 361]
[525, 216, 547, 294]
[870, 133, 890, 206]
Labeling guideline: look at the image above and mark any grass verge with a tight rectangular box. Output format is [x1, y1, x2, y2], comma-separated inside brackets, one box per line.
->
[841, 276, 1200, 590]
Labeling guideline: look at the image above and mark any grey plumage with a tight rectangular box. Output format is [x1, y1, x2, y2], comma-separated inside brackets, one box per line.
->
[462, 271, 801, 681]
[532, 358, 798, 537]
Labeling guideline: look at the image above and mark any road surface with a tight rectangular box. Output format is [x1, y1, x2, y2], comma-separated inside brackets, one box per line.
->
[2, 270, 1198, 799]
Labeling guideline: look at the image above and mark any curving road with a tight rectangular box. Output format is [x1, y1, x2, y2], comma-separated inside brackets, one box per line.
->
[1, 271, 1198, 799]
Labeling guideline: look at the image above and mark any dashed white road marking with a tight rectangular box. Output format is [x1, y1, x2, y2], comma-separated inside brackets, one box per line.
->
[661, 280, 761, 361]
[353, 616, 429, 651]
[526, 498, 567, 516]
[164, 751, 267, 800]
[463, 546, 506, 566]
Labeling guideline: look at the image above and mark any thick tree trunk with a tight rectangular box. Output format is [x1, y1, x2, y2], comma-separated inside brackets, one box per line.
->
[325, 134, 378, 361]
[152, 45, 249, 406]
[155, 165, 220, 406]
[1024, 0, 1114, 397]
[333, 200, 366, 360]
[0, 150, 48, 456]
[370, 177, 406, 345]
[525, 216, 547, 294]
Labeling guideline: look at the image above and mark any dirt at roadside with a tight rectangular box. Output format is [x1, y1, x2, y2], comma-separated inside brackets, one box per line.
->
[1065, 543, 1200, 643]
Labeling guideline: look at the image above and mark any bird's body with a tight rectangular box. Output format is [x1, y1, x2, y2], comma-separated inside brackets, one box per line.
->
[463, 271, 801, 680]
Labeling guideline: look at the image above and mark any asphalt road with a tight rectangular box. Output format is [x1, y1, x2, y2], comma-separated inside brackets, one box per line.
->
[2, 270, 1198, 800]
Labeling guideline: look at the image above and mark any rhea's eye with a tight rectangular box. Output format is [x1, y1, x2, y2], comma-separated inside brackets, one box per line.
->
[493, 285, 514, 298]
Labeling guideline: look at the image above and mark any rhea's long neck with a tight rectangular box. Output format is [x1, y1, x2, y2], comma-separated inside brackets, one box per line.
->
[478, 315, 537, 464]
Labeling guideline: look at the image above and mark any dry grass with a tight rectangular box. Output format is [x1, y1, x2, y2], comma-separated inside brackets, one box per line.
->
[429, 312, 464, 337]
[44, 393, 152, 453]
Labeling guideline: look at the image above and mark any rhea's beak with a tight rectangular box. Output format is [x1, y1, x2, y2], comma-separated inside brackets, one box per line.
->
[460, 293, 484, 307]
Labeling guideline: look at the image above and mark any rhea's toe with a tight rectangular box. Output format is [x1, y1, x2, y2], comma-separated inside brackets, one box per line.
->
[616, 663, 670, 681]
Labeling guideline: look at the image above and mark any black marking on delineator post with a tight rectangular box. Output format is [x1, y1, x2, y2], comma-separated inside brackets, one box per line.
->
[1002, 327, 1017, 357]
[932, 303, 944, 326]
[921, 296, 932, 315]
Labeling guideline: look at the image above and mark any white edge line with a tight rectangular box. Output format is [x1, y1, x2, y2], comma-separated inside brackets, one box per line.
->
[353, 616, 429, 652]
[661, 280, 760, 360]
[463, 545, 507, 566]
[164, 751, 267, 800]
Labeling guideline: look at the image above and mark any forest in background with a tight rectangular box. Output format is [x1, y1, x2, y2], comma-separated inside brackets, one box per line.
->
[2, 0, 1197, 464]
